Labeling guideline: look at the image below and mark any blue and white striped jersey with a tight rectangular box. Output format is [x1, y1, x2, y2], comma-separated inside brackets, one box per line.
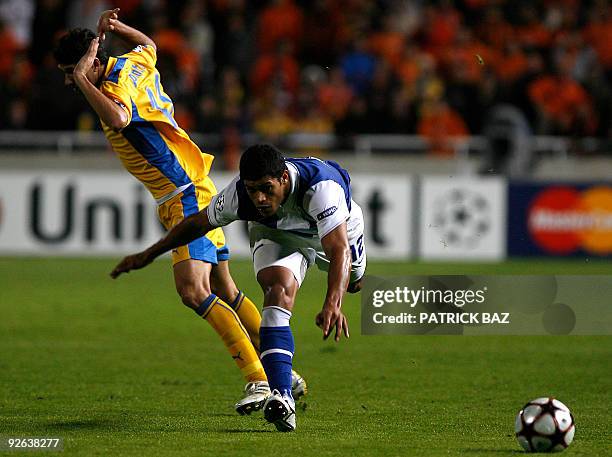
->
[207, 158, 358, 240]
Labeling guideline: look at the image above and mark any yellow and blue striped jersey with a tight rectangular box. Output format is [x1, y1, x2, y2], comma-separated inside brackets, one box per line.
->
[99, 45, 213, 201]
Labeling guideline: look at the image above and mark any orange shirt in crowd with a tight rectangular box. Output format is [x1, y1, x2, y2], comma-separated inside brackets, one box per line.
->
[528, 75, 596, 132]
[583, 20, 612, 68]
[368, 30, 405, 68]
[442, 39, 497, 83]
[515, 23, 552, 48]
[251, 53, 300, 96]
[153, 28, 200, 91]
[423, 5, 462, 56]
[173, 104, 195, 132]
[258, 0, 304, 53]
[112, 0, 142, 16]
[0, 27, 21, 77]
[495, 47, 529, 83]
[396, 47, 435, 88]
[317, 78, 353, 120]
[418, 102, 469, 156]
[397, 57, 421, 87]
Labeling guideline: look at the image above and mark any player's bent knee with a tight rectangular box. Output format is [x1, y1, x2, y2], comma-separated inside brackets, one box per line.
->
[211, 283, 239, 305]
[264, 283, 294, 308]
[176, 284, 211, 309]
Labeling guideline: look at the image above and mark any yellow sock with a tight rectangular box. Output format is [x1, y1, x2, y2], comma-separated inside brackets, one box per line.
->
[230, 291, 262, 352]
[195, 294, 267, 383]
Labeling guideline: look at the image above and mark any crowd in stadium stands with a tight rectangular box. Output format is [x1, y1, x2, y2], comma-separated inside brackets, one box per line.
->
[0, 0, 611, 152]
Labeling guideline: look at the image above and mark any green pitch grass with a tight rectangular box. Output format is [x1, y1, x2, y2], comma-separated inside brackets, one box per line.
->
[0, 258, 610, 457]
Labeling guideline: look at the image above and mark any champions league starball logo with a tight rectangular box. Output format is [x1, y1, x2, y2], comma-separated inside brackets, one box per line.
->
[432, 189, 491, 249]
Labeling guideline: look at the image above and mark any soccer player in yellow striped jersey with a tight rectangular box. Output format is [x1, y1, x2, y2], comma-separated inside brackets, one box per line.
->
[54, 8, 306, 415]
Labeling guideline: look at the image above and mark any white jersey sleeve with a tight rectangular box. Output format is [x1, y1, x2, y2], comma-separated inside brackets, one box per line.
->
[305, 180, 350, 239]
[207, 176, 241, 228]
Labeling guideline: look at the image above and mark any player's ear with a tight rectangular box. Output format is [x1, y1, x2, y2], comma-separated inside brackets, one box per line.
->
[281, 169, 289, 183]
[92, 58, 103, 80]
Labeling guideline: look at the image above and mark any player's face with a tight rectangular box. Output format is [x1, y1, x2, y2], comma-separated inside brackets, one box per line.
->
[58, 64, 79, 92]
[244, 171, 289, 217]
[58, 60, 101, 92]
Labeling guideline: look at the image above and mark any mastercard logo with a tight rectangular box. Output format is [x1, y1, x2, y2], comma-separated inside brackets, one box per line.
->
[528, 186, 612, 255]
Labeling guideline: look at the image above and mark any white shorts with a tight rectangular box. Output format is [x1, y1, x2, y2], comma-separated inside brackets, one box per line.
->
[249, 203, 367, 287]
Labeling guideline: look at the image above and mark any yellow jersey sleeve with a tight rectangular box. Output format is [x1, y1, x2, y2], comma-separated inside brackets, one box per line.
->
[99, 57, 133, 124]
[99, 46, 157, 125]
[120, 44, 157, 68]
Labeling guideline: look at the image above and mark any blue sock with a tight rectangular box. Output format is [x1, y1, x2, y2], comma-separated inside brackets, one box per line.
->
[260, 306, 294, 400]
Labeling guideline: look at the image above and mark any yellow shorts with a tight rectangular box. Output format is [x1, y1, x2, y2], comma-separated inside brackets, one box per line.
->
[157, 175, 228, 265]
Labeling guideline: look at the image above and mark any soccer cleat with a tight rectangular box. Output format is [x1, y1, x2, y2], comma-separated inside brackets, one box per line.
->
[291, 369, 308, 400]
[263, 389, 296, 432]
[234, 381, 271, 415]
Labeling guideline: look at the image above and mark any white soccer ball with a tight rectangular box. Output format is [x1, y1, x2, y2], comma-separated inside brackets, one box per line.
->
[515, 397, 575, 452]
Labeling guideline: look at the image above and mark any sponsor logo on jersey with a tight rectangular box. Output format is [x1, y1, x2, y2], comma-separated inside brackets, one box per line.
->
[215, 194, 225, 212]
[317, 206, 337, 221]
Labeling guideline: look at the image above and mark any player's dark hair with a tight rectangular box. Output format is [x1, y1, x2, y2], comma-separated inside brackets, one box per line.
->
[53, 28, 109, 65]
[239, 144, 287, 181]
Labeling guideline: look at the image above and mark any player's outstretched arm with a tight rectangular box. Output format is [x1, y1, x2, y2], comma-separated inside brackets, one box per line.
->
[315, 223, 351, 342]
[97, 8, 156, 49]
[110, 208, 213, 278]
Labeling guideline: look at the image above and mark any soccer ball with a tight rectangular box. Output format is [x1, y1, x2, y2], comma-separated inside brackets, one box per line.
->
[515, 397, 575, 452]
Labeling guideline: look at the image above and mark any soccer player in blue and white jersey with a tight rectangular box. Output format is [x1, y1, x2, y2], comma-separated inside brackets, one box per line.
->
[111, 144, 367, 432]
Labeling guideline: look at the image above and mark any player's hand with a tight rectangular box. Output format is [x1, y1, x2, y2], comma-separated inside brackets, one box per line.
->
[73, 36, 99, 80]
[110, 251, 153, 279]
[316, 304, 349, 342]
[97, 8, 120, 42]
